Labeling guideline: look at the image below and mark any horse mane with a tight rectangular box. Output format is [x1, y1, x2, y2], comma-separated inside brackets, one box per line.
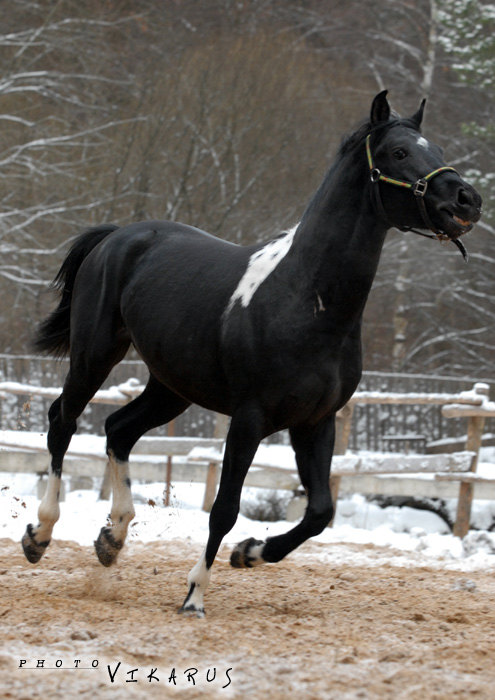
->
[338, 118, 372, 156]
[338, 111, 421, 157]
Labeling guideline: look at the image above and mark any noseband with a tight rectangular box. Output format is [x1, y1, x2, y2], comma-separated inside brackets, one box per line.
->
[365, 134, 468, 261]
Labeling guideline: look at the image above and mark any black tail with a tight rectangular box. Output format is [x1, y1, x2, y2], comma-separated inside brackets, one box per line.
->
[34, 224, 119, 357]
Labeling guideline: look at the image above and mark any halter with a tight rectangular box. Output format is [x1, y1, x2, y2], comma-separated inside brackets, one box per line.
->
[365, 134, 468, 261]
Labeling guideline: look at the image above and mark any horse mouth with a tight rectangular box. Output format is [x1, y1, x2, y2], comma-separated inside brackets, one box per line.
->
[453, 214, 472, 228]
[437, 209, 478, 240]
[449, 214, 473, 239]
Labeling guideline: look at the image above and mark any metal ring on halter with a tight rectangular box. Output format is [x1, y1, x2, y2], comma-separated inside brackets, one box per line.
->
[370, 168, 381, 183]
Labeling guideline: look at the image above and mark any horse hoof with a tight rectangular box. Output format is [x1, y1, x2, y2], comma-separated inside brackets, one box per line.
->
[94, 526, 123, 567]
[22, 524, 50, 564]
[178, 603, 205, 619]
[230, 537, 265, 568]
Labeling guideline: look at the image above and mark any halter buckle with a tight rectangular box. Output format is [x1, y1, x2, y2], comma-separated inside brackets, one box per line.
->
[413, 179, 428, 197]
[370, 168, 381, 183]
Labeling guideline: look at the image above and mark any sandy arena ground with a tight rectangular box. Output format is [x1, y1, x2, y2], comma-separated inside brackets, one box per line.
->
[1, 536, 495, 699]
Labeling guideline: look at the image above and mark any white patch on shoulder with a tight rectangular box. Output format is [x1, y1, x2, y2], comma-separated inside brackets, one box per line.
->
[225, 225, 298, 315]
[416, 136, 429, 149]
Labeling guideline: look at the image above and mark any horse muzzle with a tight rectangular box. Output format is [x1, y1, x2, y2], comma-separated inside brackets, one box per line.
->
[436, 184, 482, 240]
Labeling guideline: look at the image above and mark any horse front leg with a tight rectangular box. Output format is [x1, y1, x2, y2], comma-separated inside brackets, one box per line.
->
[179, 401, 266, 618]
[230, 415, 335, 568]
[23, 347, 130, 565]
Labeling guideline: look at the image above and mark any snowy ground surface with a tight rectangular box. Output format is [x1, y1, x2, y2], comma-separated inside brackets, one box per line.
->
[2, 444, 495, 573]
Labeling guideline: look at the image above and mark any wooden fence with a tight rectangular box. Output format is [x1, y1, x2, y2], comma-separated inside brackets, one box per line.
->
[0, 379, 494, 537]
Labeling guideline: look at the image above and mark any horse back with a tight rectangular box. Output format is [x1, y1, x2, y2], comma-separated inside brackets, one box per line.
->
[70, 220, 251, 411]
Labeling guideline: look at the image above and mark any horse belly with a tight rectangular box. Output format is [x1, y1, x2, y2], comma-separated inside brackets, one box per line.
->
[122, 292, 234, 413]
[126, 315, 231, 410]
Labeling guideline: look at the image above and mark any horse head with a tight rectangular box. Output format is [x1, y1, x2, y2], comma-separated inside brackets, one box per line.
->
[366, 91, 482, 253]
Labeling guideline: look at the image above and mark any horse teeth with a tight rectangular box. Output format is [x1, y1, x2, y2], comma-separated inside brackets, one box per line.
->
[453, 215, 470, 227]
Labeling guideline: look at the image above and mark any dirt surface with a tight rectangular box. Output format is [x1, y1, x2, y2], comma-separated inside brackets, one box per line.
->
[1, 536, 495, 699]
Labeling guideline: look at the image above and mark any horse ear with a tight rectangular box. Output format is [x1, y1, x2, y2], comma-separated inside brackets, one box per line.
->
[410, 98, 426, 128]
[370, 90, 391, 125]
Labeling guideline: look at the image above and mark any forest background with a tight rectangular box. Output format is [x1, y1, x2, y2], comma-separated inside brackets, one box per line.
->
[1, 0, 493, 378]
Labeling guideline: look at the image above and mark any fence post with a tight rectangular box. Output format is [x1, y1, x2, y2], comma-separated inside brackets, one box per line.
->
[329, 402, 354, 526]
[202, 413, 229, 512]
[164, 420, 175, 507]
[453, 383, 488, 538]
[453, 414, 485, 538]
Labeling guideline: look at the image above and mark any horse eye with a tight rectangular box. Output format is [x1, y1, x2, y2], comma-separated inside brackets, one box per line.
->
[393, 148, 407, 160]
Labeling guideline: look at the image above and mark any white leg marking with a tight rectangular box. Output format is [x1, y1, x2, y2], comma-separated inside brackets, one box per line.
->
[246, 542, 265, 566]
[225, 225, 298, 315]
[107, 453, 135, 543]
[36, 471, 61, 542]
[188, 549, 211, 590]
[183, 549, 211, 616]
[231, 537, 266, 568]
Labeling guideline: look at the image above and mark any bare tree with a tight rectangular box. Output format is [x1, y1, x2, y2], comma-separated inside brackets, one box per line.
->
[0, 0, 492, 377]
[0, 2, 142, 349]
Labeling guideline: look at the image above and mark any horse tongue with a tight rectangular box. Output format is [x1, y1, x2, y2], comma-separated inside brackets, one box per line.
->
[452, 237, 468, 263]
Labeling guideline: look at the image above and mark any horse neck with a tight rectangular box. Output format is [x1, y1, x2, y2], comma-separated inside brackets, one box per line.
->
[290, 145, 388, 326]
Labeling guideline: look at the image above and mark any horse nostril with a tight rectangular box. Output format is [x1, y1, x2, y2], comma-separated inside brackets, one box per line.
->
[457, 188, 474, 208]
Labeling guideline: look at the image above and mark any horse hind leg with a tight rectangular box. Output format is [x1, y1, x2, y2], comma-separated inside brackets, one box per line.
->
[22, 381, 95, 563]
[93, 451, 133, 567]
[22, 396, 72, 562]
[22, 343, 130, 564]
[94, 376, 190, 567]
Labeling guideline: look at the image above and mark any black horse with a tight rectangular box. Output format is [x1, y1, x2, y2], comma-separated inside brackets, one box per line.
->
[23, 91, 481, 616]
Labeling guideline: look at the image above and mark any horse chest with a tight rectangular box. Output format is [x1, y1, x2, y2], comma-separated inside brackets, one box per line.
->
[223, 317, 361, 425]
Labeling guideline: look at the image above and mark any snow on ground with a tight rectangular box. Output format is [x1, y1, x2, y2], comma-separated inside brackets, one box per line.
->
[1, 446, 495, 574]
